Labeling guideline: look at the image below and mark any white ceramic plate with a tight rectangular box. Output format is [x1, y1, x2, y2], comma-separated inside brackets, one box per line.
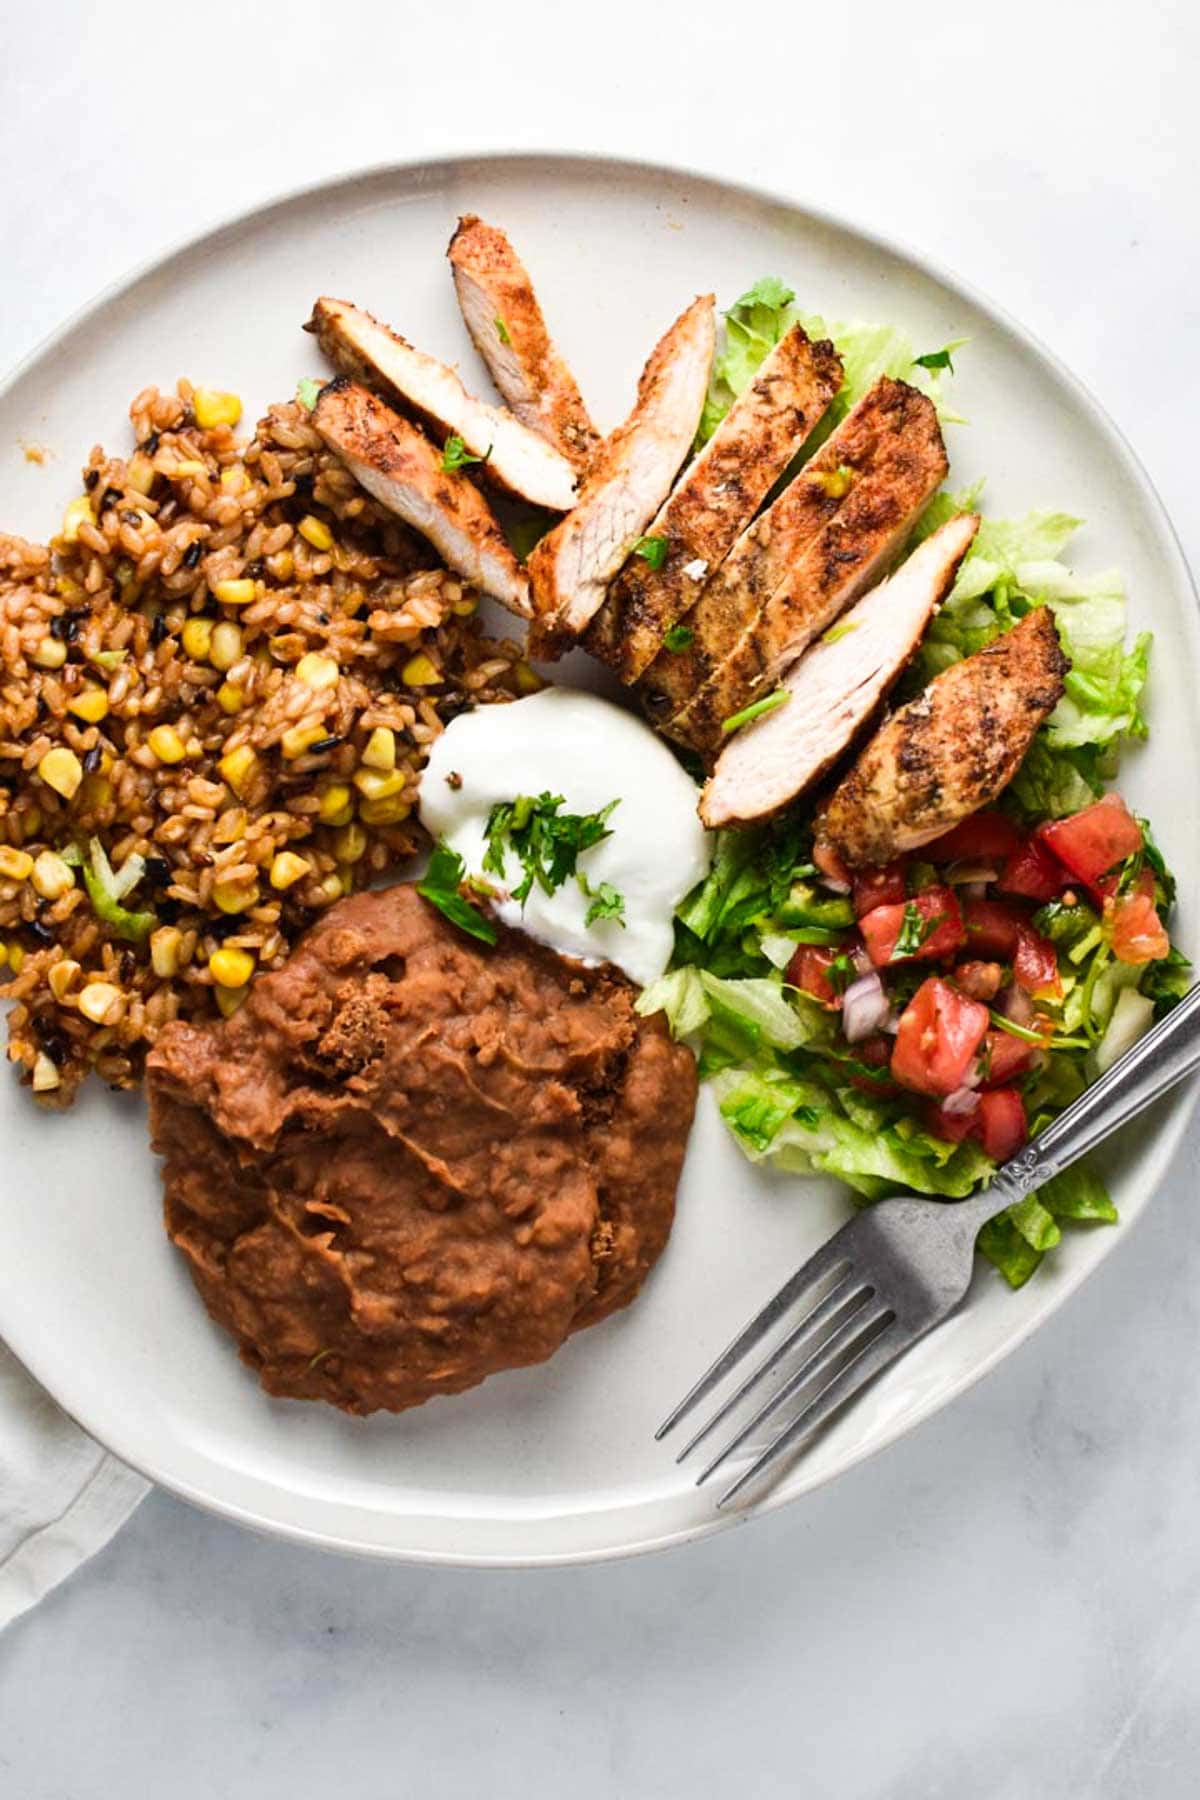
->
[1, 154, 1195, 1566]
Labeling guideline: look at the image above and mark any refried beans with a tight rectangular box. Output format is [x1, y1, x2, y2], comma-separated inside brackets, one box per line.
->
[146, 884, 697, 1414]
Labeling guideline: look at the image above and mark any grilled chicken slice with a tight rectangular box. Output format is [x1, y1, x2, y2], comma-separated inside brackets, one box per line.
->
[312, 377, 530, 616]
[448, 214, 599, 472]
[305, 297, 578, 514]
[817, 604, 1069, 866]
[583, 325, 843, 682]
[643, 378, 948, 752]
[700, 514, 980, 829]
[526, 295, 716, 658]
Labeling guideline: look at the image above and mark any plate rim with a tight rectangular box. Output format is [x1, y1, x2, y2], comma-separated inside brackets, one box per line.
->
[2, 147, 1196, 1568]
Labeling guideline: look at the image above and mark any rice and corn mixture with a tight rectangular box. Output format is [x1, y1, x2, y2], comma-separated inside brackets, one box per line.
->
[0, 381, 533, 1106]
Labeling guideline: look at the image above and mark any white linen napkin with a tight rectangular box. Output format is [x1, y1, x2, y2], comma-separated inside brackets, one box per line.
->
[0, 1341, 148, 1628]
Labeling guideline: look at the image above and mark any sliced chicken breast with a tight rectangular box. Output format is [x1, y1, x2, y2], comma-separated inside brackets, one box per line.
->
[312, 377, 530, 617]
[817, 604, 1070, 866]
[305, 297, 578, 514]
[643, 379, 948, 751]
[700, 514, 980, 829]
[448, 214, 599, 472]
[583, 324, 843, 682]
[526, 295, 716, 658]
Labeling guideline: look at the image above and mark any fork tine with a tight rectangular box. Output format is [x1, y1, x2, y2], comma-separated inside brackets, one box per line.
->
[696, 1301, 894, 1487]
[675, 1273, 868, 1463]
[715, 1321, 902, 1509]
[655, 1234, 854, 1441]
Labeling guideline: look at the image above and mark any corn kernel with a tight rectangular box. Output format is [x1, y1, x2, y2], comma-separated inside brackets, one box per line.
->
[32, 637, 67, 670]
[79, 774, 113, 810]
[150, 927, 183, 979]
[22, 805, 42, 837]
[358, 795, 412, 827]
[0, 941, 8, 971]
[0, 847, 34, 881]
[173, 459, 207, 479]
[269, 850, 310, 891]
[32, 1053, 61, 1094]
[281, 722, 329, 760]
[296, 651, 339, 691]
[298, 514, 334, 552]
[37, 747, 83, 800]
[147, 724, 187, 765]
[215, 983, 247, 1017]
[209, 621, 244, 672]
[212, 877, 260, 915]
[78, 980, 122, 1025]
[353, 766, 406, 802]
[61, 496, 95, 543]
[220, 465, 249, 494]
[318, 783, 353, 825]
[213, 578, 256, 607]
[192, 388, 242, 430]
[209, 945, 255, 987]
[48, 958, 82, 1000]
[335, 822, 368, 863]
[218, 744, 259, 797]
[451, 592, 479, 616]
[271, 550, 294, 582]
[55, 575, 83, 601]
[401, 652, 441, 687]
[361, 726, 396, 771]
[67, 685, 110, 725]
[31, 851, 75, 901]
[809, 463, 855, 499]
[181, 617, 214, 661]
[7, 943, 24, 974]
[514, 660, 542, 694]
[126, 451, 156, 496]
[216, 681, 244, 715]
[317, 871, 347, 903]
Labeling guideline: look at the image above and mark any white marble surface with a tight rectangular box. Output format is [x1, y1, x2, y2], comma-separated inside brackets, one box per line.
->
[1, 4, 1199, 1794]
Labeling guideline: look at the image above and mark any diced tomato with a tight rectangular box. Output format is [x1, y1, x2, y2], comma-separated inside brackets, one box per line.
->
[813, 840, 852, 890]
[1038, 794, 1143, 890]
[997, 837, 1064, 903]
[974, 1088, 1029, 1161]
[786, 943, 844, 1007]
[891, 977, 990, 1097]
[924, 811, 1022, 864]
[860, 886, 965, 968]
[954, 960, 1006, 1002]
[846, 1033, 899, 1095]
[923, 1098, 979, 1143]
[1012, 928, 1062, 999]
[961, 897, 1025, 959]
[1095, 864, 1155, 905]
[980, 1027, 1039, 1088]
[851, 861, 908, 918]
[1104, 889, 1170, 965]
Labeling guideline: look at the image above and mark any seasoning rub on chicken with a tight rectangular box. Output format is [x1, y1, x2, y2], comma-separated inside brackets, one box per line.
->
[306, 296, 578, 514]
[816, 604, 1070, 867]
[643, 378, 948, 754]
[311, 377, 530, 616]
[527, 295, 716, 658]
[700, 513, 980, 830]
[584, 324, 843, 683]
[448, 214, 599, 473]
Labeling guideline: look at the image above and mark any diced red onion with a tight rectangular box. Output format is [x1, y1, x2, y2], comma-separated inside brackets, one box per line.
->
[841, 971, 891, 1043]
[961, 880, 990, 901]
[816, 872, 851, 896]
[851, 944, 874, 977]
[1002, 983, 1036, 1027]
[942, 1085, 981, 1117]
[946, 860, 999, 888]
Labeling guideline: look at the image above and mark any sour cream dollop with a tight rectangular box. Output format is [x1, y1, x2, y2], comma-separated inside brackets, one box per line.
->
[419, 688, 711, 987]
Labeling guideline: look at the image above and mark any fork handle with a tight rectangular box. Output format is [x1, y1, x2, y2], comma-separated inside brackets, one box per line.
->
[962, 980, 1200, 1230]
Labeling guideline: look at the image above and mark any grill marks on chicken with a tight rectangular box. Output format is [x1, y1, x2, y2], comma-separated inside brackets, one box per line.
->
[311, 378, 531, 616]
[526, 295, 716, 658]
[817, 605, 1070, 866]
[651, 379, 949, 754]
[583, 325, 843, 683]
[306, 296, 579, 513]
[700, 513, 980, 829]
[448, 214, 599, 472]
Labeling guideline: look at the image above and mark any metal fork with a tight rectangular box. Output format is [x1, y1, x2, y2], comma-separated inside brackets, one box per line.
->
[659, 981, 1200, 1508]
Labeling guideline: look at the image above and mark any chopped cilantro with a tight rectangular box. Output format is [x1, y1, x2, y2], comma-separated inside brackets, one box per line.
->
[821, 620, 859, 645]
[826, 952, 856, 995]
[578, 874, 626, 929]
[721, 689, 790, 735]
[914, 347, 955, 373]
[416, 842, 497, 945]
[484, 792, 621, 910]
[810, 463, 855, 499]
[295, 378, 322, 412]
[442, 434, 490, 474]
[663, 624, 694, 652]
[494, 318, 511, 345]
[634, 535, 669, 570]
[891, 900, 948, 959]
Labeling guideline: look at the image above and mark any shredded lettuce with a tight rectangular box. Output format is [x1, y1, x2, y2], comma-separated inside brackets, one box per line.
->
[979, 1162, 1116, 1287]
